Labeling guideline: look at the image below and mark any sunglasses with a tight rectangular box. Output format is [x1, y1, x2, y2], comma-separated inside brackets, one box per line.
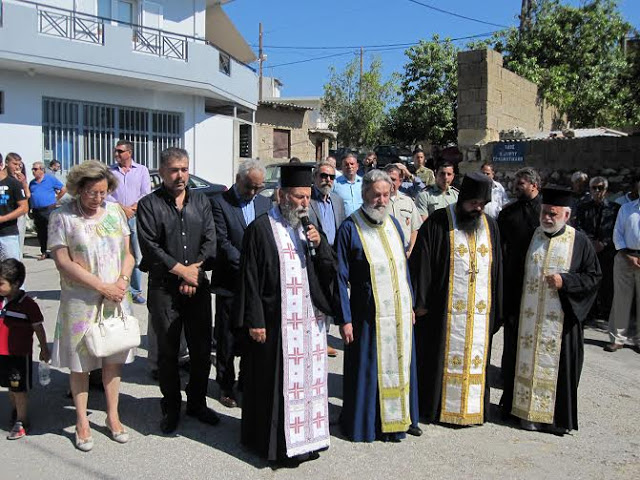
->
[591, 185, 605, 191]
[114, 149, 129, 154]
[319, 173, 336, 180]
[31, 167, 42, 171]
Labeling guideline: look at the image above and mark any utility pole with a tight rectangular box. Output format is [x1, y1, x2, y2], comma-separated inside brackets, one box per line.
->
[259, 22, 264, 102]
[519, 0, 534, 35]
[359, 47, 364, 97]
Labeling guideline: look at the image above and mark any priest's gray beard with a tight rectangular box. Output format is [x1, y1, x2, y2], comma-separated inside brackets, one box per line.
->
[456, 207, 482, 233]
[541, 219, 567, 235]
[362, 203, 389, 223]
[281, 203, 308, 229]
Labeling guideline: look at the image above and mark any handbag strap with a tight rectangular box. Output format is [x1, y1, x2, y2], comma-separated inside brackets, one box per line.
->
[98, 300, 125, 323]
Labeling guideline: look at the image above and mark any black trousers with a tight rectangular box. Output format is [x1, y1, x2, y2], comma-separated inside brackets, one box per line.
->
[148, 278, 212, 414]
[32, 205, 55, 254]
[214, 294, 241, 393]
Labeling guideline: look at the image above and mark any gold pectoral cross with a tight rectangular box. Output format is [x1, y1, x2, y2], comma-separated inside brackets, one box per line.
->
[467, 267, 479, 282]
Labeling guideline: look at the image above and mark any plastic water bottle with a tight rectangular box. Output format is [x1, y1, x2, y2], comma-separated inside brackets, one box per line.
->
[38, 361, 51, 387]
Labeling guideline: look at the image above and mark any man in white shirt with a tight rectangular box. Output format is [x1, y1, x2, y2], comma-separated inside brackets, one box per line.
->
[606, 177, 640, 353]
[480, 162, 510, 218]
[385, 164, 422, 256]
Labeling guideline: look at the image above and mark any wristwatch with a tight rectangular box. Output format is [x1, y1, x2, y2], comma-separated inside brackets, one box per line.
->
[118, 274, 131, 283]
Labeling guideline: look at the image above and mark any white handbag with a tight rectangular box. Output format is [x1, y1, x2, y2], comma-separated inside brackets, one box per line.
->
[84, 302, 141, 358]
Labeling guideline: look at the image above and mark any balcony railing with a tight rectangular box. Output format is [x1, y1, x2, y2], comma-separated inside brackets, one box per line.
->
[134, 27, 187, 61]
[5, 0, 256, 70]
[38, 8, 103, 45]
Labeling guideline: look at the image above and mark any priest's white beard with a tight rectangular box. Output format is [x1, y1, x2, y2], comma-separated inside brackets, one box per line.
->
[362, 203, 389, 223]
[541, 219, 567, 235]
[281, 203, 308, 229]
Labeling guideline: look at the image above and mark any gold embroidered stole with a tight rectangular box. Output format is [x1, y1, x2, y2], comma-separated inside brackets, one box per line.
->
[512, 226, 575, 424]
[352, 211, 413, 433]
[440, 206, 492, 425]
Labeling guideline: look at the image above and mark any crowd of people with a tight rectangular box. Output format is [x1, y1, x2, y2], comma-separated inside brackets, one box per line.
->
[0, 144, 636, 469]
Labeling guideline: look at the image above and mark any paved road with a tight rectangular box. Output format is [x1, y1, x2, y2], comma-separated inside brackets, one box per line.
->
[2, 239, 639, 479]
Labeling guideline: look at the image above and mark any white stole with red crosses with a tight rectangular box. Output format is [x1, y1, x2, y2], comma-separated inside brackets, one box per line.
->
[268, 207, 330, 457]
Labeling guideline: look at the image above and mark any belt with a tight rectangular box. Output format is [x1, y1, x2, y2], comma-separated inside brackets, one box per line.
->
[625, 249, 640, 255]
[32, 204, 56, 211]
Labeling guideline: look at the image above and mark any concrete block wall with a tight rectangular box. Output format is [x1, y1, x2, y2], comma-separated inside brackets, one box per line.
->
[458, 49, 562, 149]
[256, 107, 315, 162]
[470, 136, 640, 198]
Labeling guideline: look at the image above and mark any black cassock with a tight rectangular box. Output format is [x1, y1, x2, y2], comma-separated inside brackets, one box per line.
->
[235, 214, 336, 461]
[409, 208, 502, 423]
[507, 227, 601, 431]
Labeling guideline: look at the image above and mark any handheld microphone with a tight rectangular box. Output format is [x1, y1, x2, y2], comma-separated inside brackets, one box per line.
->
[299, 216, 316, 258]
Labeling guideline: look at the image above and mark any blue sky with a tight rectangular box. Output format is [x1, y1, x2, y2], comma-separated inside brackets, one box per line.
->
[225, 0, 640, 98]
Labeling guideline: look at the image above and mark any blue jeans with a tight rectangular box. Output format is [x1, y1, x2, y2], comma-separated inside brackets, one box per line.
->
[128, 216, 143, 296]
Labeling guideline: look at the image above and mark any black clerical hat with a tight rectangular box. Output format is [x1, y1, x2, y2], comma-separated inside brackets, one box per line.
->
[280, 164, 313, 188]
[541, 186, 573, 207]
[458, 172, 492, 203]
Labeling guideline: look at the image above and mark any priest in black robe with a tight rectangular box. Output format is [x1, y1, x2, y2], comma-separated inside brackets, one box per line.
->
[410, 173, 502, 425]
[507, 187, 601, 435]
[236, 164, 336, 466]
[496, 167, 542, 415]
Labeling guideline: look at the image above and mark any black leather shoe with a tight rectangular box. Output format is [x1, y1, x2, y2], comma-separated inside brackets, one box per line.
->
[407, 425, 423, 437]
[186, 406, 220, 426]
[160, 411, 180, 434]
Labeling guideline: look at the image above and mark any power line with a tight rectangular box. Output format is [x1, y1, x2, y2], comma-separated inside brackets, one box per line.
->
[253, 31, 499, 52]
[405, 0, 509, 28]
[268, 51, 357, 68]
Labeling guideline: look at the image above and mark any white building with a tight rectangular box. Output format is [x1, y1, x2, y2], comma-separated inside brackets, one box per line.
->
[0, 0, 258, 186]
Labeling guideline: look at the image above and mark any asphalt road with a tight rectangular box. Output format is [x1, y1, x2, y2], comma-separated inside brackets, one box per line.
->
[2, 239, 639, 480]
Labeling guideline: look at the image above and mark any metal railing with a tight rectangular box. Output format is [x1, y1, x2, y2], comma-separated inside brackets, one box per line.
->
[133, 27, 187, 61]
[5, 0, 256, 69]
[38, 8, 103, 44]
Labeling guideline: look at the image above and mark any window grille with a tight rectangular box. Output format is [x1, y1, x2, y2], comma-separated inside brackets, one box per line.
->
[42, 98, 182, 170]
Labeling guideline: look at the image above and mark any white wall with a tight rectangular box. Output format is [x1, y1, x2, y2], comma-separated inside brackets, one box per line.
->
[193, 111, 235, 187]
[0, 70, 234, 186]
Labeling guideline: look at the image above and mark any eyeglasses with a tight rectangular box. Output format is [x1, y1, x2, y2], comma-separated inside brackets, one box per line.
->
[114, 149, 129, 154]
[319, 173, 336, 180]
[31, 167, 41, 171]
[591, 185, 605, 191]
[83, 190, 108, 199]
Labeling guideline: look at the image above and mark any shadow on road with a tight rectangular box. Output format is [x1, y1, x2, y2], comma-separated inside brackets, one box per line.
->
[28, 290, 61, 301]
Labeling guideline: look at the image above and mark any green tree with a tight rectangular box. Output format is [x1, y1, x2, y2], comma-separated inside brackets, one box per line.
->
[321, 57, 396, 148]
[490, 0, 637, 127]
[386, 35, 459, 145]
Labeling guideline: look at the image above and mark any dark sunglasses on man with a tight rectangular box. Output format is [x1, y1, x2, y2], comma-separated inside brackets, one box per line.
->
[590, 185, 605, 191]
[319, 173, 336, 180]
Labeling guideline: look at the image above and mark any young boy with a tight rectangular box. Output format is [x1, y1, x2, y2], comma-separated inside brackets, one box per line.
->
[0, 259, 50, 440]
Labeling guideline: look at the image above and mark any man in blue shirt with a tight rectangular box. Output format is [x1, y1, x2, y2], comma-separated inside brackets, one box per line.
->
[28, 161, 66, 260]
[333, 154, 363, 217]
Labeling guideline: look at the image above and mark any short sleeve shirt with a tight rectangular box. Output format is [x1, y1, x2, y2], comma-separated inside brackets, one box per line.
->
[0, 292, 44, 356]
[29, 174, 64, 209]
[415, 166, 435, 187]
[415, 185, 459, 218]
[0, 176, 27, 237]
[389, 192, 422, 248]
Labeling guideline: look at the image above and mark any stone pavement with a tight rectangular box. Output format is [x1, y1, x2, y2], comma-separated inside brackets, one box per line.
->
[2, 239, 639, 480]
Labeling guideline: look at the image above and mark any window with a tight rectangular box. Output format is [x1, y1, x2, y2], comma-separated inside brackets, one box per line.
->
[273, 129, 290, 159]
[42, 98, 182, 170]
[117, 0, 135, 23]
[97, 0, 111, 18]
[239, 124, 252, 158]
[219, 52, 231, 76]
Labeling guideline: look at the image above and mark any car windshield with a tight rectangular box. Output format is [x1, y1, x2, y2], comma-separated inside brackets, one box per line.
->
[189, 175, 209, 188]
[265, 165, 280, 182]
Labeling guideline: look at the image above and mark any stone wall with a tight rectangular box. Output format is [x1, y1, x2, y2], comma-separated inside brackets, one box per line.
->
[256, 105, 315, 162]
[457, 49, 563, 149]
[460, 135, 640, 199]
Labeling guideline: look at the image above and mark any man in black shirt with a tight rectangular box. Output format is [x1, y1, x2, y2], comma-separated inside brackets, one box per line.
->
[575, 177, 620, 322]
[496, 166, 542, 419]
[0, 154, 28, 261]
[137, 147, 218, 434]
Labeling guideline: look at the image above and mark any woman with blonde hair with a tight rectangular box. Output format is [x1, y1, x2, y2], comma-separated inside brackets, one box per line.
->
[48, 160, 135, 452]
